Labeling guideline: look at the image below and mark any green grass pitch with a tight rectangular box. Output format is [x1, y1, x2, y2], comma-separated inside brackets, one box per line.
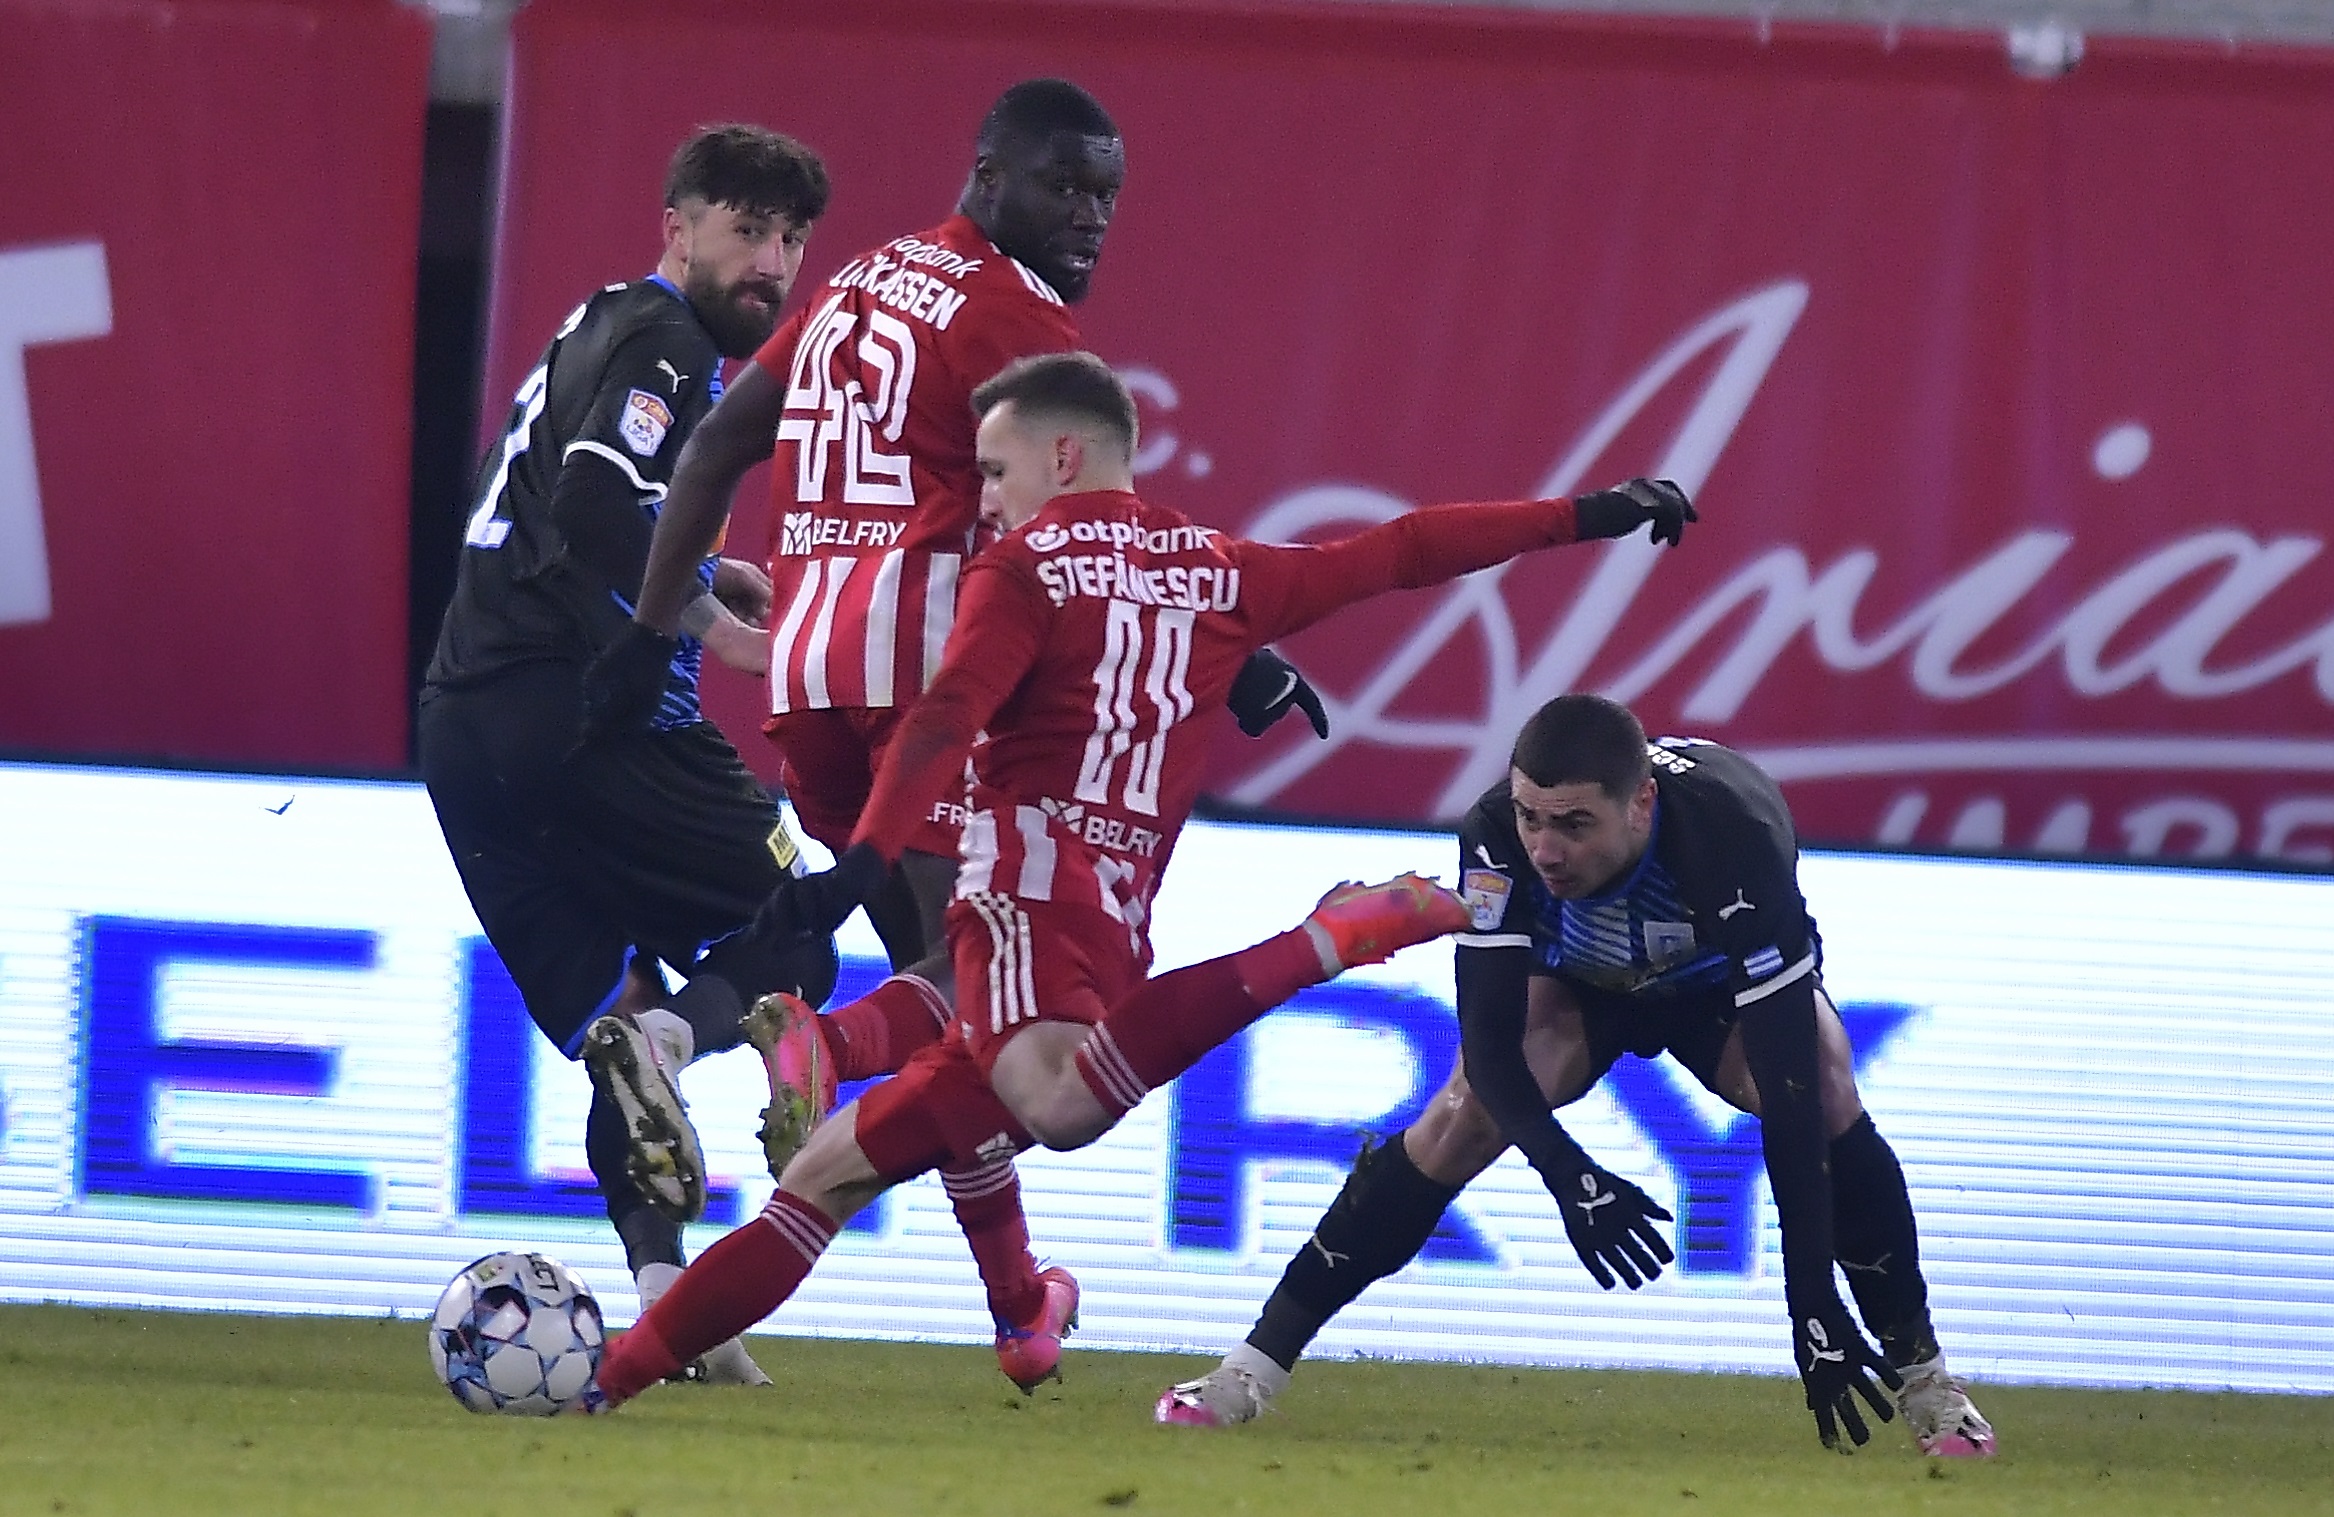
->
[2, 1304, 2328, 1516]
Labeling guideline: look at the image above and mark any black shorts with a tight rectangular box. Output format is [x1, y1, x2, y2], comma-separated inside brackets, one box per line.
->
[418, 662, 817, 1056]
[1555, 974, 1742, 1091]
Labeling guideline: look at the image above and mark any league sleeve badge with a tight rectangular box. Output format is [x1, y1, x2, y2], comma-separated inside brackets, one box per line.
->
[1461, 867, 1512, 931]
[618, 389, 674, 456]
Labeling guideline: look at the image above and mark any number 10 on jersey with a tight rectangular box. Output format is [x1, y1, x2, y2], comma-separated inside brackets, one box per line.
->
[1076, 603, 1196, 818]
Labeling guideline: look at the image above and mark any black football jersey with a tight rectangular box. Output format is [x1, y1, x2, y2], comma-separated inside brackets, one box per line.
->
[425, 276, 723, 725]
[1452, 738, 1844, 1287]
[1454, 737, 1822, 1014]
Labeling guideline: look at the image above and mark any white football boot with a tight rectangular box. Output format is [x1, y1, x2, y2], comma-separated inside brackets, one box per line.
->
[1896, 1354, 1998, 1457]
[581, 1012, 706, 1223]
[1154, 1343, 1290, 1428]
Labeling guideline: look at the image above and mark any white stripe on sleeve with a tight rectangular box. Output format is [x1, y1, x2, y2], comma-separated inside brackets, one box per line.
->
[1734, 950, 1818, 1007]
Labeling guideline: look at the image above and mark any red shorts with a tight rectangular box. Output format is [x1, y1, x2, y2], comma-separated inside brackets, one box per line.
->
[946, 891, 1145, 1073]
[763, 705, 963, 858]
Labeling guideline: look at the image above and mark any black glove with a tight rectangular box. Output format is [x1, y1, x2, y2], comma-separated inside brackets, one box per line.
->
[1538, 1159, 1675, 1290]
[1788, 1284, 1902, 1450]
[579, 622, 679, 745]
[1227, 647, 1329, 739]
[753, 841, 887, 944]
[1572, 478, 1696, 546]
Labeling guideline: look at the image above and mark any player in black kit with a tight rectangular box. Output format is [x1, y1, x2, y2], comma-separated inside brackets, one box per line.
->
[418, 126, 836, 1384]
[1157, 694, 1997, 1458]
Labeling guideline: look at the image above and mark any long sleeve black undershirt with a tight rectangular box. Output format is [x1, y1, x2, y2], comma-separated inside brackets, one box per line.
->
[1455, 945, 1594, 1181]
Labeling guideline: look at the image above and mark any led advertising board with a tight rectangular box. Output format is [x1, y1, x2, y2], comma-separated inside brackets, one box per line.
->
[2, 760, 2329, 1391]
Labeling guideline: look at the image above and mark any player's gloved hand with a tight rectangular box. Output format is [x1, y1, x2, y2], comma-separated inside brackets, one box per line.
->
[1787, 1283, 1902, 1450]
[1227, 647, 1330, 739]
[579, 622, 678, 744]
[753, 841, 887, 943]
[1572, 478, 1696, 546]
[1536, 1157, 1674, 1289]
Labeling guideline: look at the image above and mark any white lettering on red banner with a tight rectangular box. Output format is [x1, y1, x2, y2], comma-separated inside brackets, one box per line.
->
[0, 241, 112, 628]
[1211, 280, 2334, 862]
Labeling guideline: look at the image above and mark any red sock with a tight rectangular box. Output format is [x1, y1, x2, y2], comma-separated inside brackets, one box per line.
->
[1230, 927, 1332, 1009]
[824, 973, 951, 1081]
[596, 1191, 837, 1406]
[1074, 936, 1321, 1121]
[941, 1156, 1043, 1327]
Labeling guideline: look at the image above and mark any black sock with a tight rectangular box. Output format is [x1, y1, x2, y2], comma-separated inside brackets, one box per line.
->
[614, 1206, 685, 1275]
[663, 972, 747, 1058]
[1247, 1134, 1461, 1372]
[698, 917, 841, 1015]
[1831, 1113, 1938, 1367]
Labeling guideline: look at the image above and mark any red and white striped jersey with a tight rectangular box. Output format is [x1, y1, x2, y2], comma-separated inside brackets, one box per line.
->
[754, 215, 1081, 713]
[852, 488, 1588, 959]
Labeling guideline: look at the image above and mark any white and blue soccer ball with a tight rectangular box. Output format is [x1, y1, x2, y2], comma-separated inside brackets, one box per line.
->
[429, 1250, 604, 1416]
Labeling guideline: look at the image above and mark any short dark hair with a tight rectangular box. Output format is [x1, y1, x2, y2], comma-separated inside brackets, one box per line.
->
[1510, 694, 1651, 801]
[970, 351, 1138, 460]
[664, 124, 831, 223]
[976, 78, 1118, 154]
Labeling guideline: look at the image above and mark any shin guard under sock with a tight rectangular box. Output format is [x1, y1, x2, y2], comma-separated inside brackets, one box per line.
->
[1248, 1135, 1461, 1371]
[1830, 1113, 1938, 1366]
[598, 1190, 837, 1405]
[826, 973, 951, 1081]
[941, 1156, 1042, 1327]
[1076, 946, 1314, 1121]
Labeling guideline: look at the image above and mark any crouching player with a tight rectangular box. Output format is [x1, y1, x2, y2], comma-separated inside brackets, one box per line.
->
[1160, 694, 1996, 1458]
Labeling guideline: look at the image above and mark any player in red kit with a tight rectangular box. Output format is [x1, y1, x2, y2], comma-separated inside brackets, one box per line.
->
[598, 79, 1127, 975]
[576, 82, 1124, 1384]
[584, 81, 1327, 1387]
[598, 78, 1314, 984]
[580, 352, 1696, 1410]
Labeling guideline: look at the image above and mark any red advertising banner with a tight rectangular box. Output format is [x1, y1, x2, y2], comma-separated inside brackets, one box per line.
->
[494, 0, 2334, 863]
[0, 0, 429, 770]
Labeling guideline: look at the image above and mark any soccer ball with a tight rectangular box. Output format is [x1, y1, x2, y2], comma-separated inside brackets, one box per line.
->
[429, 1250, 604, 1415]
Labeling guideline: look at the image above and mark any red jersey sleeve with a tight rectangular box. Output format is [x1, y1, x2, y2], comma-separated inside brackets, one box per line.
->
[1235, 497, 1584, 643]
[851, 553, 1052, 861]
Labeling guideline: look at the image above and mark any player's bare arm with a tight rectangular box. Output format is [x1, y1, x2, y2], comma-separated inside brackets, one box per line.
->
[634, 359, 788, 635]
[693, 556, 772, 673]
[710, 555, 771, 625]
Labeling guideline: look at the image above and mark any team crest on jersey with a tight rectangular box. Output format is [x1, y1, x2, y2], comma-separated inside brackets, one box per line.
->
[1643, 920, 1698, 965]
[1461, 868, 1511, 931]
[619, 389, 673, 456]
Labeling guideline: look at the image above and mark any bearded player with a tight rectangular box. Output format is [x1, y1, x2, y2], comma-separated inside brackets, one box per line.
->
[577, 352, 1697, 1408]
[419, 126, 838, 1386]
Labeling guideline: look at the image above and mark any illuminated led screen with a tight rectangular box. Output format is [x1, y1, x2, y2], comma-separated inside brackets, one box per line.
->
[2, 759, 2330, 1393]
